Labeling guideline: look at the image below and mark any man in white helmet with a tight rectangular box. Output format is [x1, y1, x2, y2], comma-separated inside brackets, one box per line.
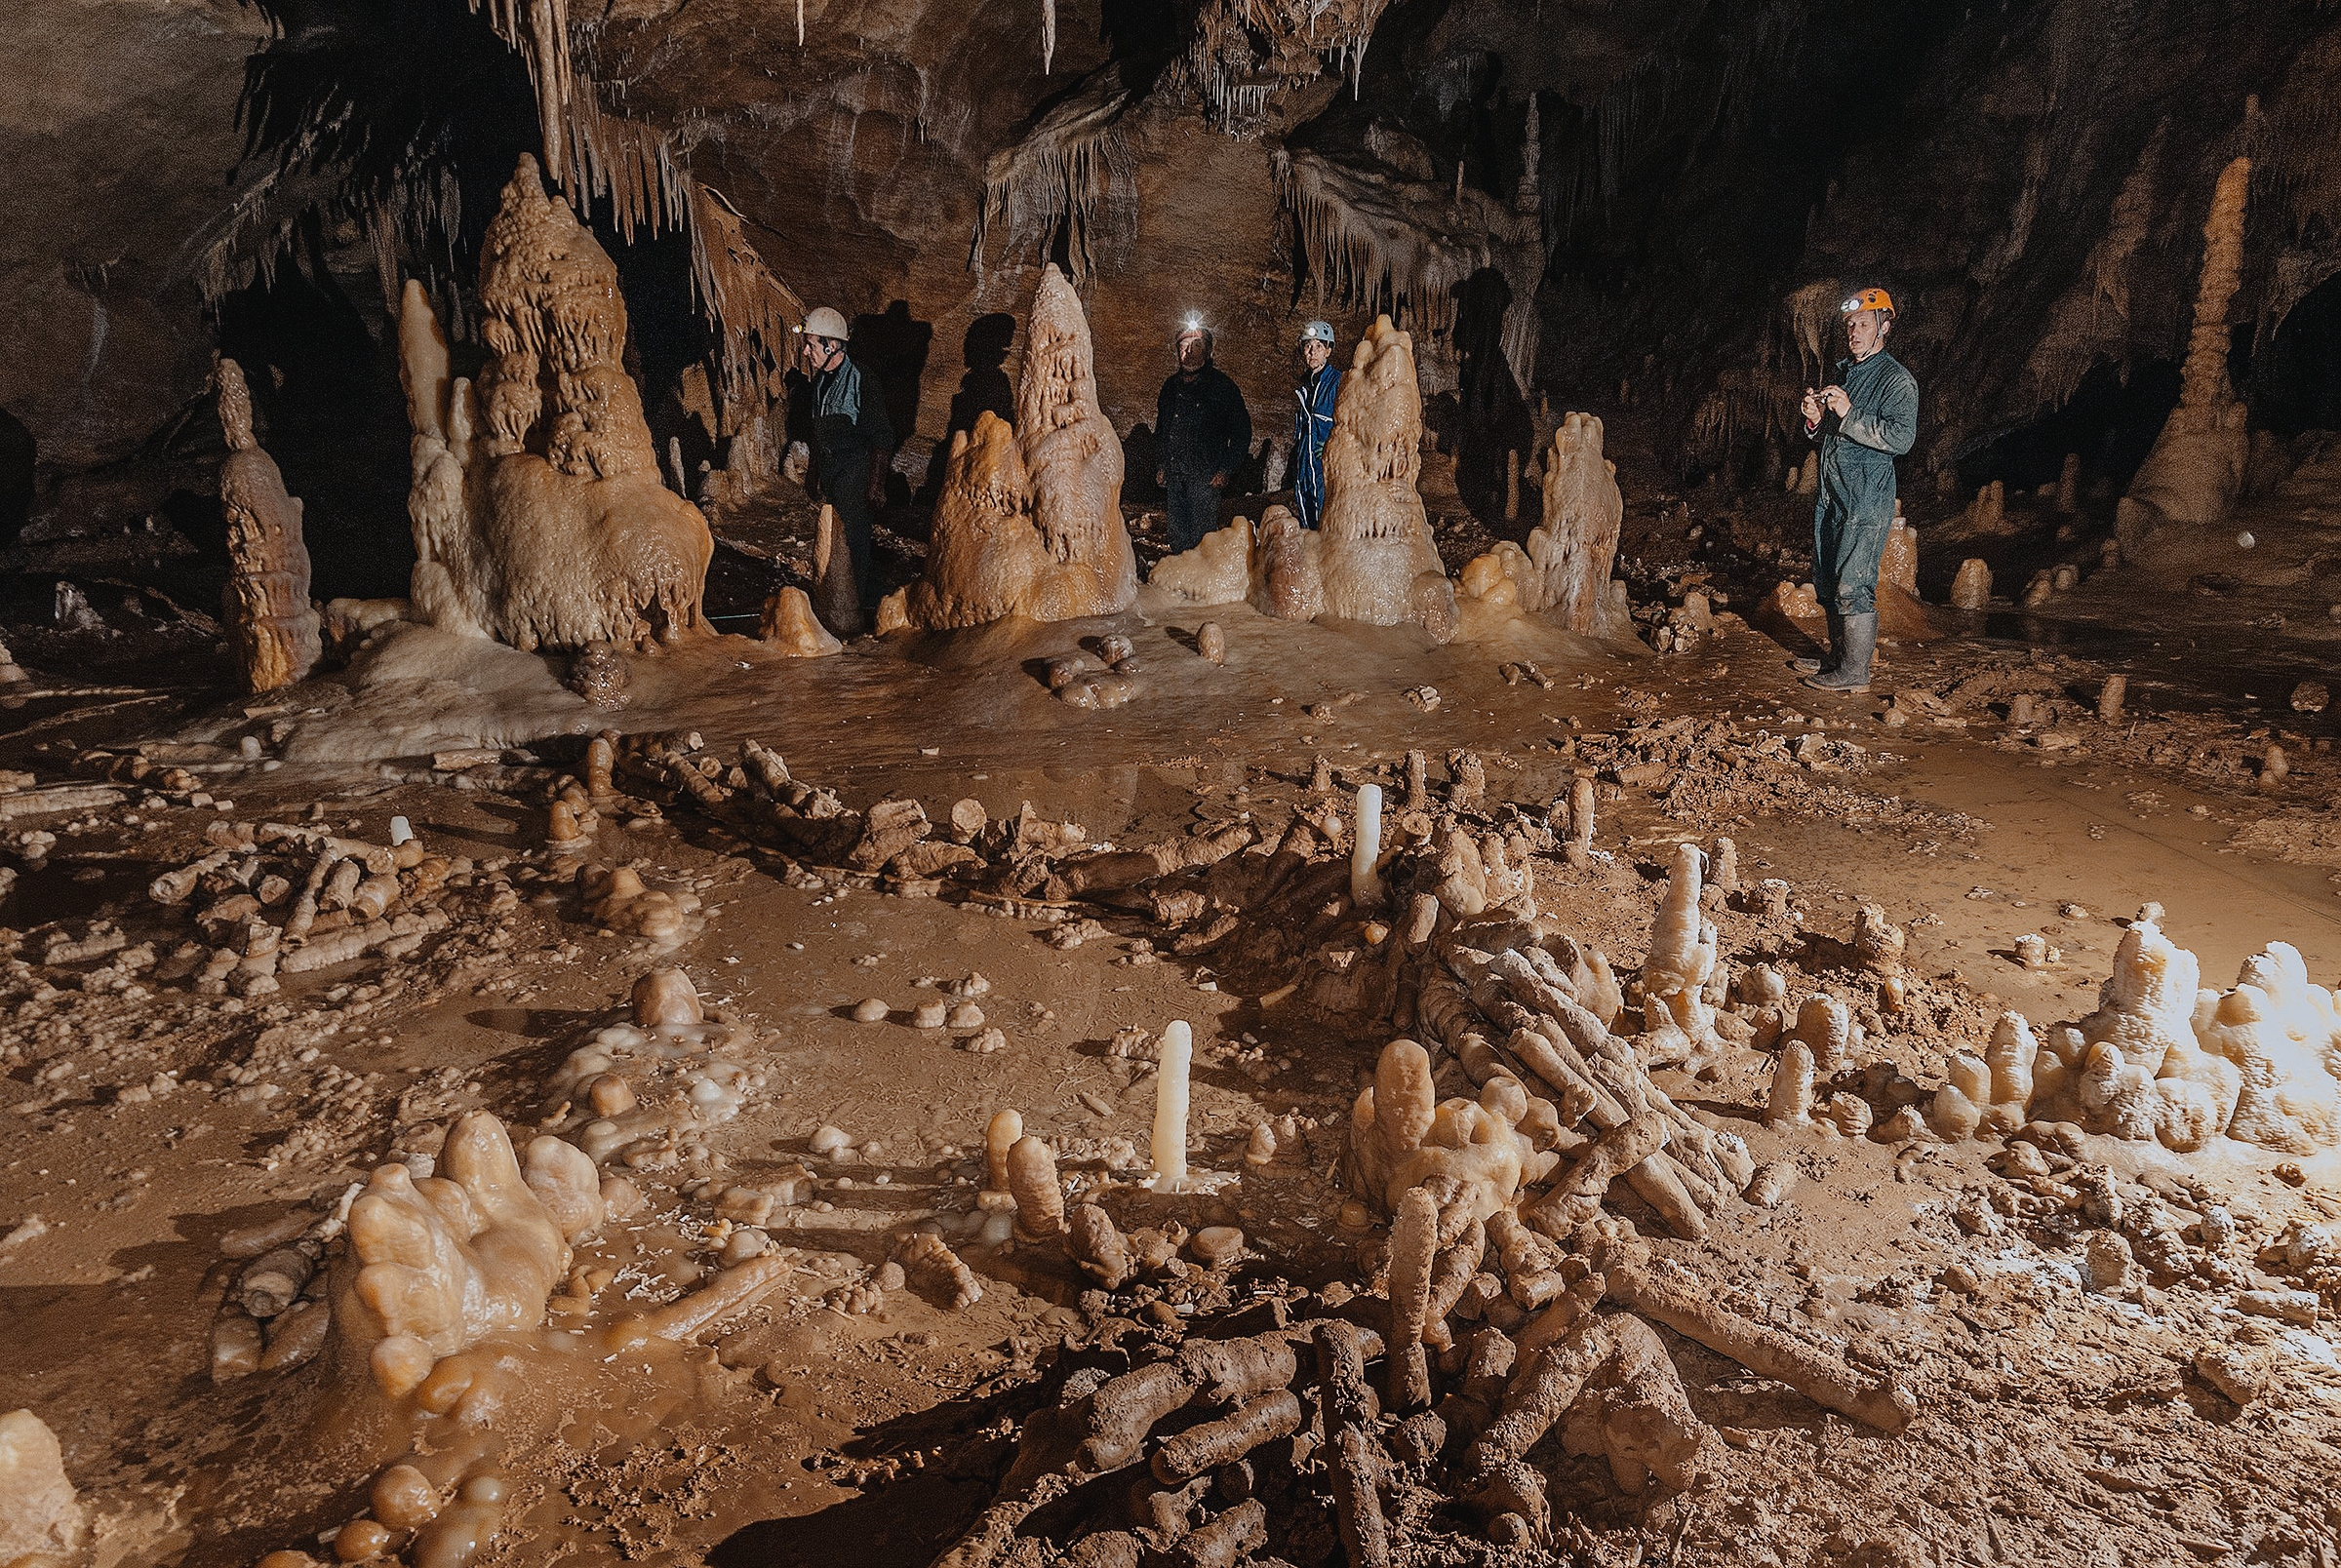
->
[797, 306, 894, 603]
[1290, 320, 1340, 530]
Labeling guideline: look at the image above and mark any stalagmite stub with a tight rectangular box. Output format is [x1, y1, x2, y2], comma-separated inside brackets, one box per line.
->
[398, 158, 714, 653]
[216, 358, 322, 693]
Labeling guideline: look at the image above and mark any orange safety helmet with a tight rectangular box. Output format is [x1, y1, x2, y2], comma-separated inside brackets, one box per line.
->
[1840, 287, 1895, 317]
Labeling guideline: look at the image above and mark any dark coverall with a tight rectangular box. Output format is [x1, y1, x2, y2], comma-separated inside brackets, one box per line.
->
[1290, 364, 1341, 530]
[810, 354, 894, 603]
[1155, 364, 1251, 555]
[1808, 348, 1918, 614]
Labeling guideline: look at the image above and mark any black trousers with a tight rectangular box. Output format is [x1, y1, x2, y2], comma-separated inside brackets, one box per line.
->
[1165, 471, 1221, 556]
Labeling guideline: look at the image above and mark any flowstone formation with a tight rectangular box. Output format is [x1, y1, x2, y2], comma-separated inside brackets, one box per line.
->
[884, 264, 1133, 632]
[1877, 921, 2341, 1156]
[2119, 155, 2252, 556]
[331, 1110, 606, 1400]
[215, 358, 322, 693]
[397, 157, 714, 653]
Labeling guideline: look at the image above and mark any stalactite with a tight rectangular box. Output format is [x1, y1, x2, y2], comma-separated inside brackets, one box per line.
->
[688, 184, 805, 438]
[1043, 0, 1056, 75]
[1273, 149, 1488, 332]
[970, 72, 1135, 278]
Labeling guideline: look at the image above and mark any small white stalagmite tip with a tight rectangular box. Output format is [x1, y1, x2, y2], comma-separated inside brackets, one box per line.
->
[1151, 1021, 1194, 1186]
[1351, 783, 1384, 904]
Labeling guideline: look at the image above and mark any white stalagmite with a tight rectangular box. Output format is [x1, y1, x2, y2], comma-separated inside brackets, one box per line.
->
[1152, 1021, 1194, 1186]
[1352, 783, 1384, 904]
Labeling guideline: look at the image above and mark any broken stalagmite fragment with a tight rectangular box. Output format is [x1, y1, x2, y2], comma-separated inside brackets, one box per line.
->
[1151, 1022, 1194, 1186]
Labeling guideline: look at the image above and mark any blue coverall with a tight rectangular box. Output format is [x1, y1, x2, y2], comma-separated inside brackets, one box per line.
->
[1809, 348, 1919, 614]
[1290, 363, 1341, 530]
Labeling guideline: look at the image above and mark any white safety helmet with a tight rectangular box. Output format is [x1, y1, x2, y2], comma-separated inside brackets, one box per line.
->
[801, 305, 850, 341]
[1300, 320, 1335, 345]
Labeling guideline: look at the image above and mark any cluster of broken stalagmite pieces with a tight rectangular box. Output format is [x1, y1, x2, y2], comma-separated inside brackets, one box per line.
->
[193, 967, 917, 1568]
[22, 813, 485, 1009]
[592, 719, 2341, 1168]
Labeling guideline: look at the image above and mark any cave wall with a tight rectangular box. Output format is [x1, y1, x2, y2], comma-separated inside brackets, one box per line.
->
[1, 0, 269, 471]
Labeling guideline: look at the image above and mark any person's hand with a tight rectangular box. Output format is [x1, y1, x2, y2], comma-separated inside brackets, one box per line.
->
[1801, 388, 1822, 425]
[1209, 471, 1228, 490]
[1823, 385, 1851, 418]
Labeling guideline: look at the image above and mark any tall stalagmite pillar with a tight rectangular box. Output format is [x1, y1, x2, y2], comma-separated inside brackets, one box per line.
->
[2118, 155, 2252, 553]
[215, 359, 322, 693]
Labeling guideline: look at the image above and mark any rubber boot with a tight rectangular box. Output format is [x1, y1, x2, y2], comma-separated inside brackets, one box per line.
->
[1803, 611, 1875, 691]
[1791, 609, 1843, 675]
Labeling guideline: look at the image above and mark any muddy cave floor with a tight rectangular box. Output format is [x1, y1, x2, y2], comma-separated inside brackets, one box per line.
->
[9, 493, 2341, 1564]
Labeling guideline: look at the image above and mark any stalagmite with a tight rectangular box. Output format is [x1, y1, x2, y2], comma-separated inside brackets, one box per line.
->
[1565, 776, 1596, 867]
[759, 586, 843, 657]
[1520, 412, 1625, 635]
[1310, 318, 1456, 639]
[1351, 783, 1384, 904]
[1151, 1021, 1193, 1186]
[2097, 674, 2127, 724]
[1766, 1039, 1816, 1128]
[1504, 449, 1520, 521]
[215, 359, 322, 693]
[813, 505, 863, 636]
[888, 266, 1133, 631]
[2057, 451, 2081, 511]
[334, 1113, 591, 1398]
[985, 1109, 1023, 1192]
[1007, 1136, 1064, 1240]
[1639, 843, 1723, 1065]
[1066, 1204, 1130, 1288]
[2120, 156, 2252, 551]
[1950, 558, 1992, 609]
[397, 160, 713, 651]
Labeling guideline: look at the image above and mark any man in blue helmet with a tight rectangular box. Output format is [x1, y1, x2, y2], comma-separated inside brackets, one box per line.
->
[1154, 322, 1251, 556]
[1796, 287, 1918, 692]
[1290, 320, 1340, 529]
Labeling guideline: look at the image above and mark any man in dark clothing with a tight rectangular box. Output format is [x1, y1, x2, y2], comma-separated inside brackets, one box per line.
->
[1154, 326, 1251, 556]
[1796, 286, 1918, 692]
[797, 305, 894, 604]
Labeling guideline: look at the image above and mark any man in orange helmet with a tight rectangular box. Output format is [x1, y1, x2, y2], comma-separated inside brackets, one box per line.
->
[1795, 287, 1918, 691]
